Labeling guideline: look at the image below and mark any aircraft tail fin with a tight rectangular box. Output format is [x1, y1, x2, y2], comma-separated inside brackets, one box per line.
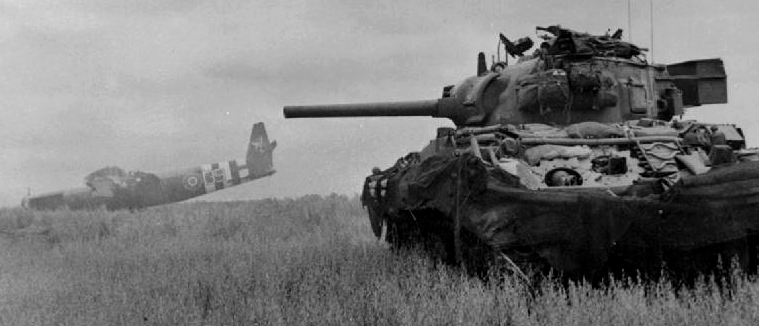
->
[245, 122, 276, 178]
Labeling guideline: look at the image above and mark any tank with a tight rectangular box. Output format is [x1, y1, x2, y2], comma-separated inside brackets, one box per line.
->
[284, 25, 759, 279]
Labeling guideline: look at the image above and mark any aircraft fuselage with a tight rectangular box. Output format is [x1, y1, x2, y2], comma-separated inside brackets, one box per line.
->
[22, 122, 276, 211]
[22, 159, 275, 211]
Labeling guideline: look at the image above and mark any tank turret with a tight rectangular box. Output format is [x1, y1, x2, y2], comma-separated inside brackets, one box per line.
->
[285, 25, 726, 128]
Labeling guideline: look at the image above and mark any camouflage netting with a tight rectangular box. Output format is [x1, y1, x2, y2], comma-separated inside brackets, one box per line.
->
[538, 25, 644, 59]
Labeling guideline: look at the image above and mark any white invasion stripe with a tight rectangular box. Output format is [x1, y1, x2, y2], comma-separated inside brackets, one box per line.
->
[220, 161, 232, 187]
[234, 158, 248, 180]
[201, 164, 216, 194]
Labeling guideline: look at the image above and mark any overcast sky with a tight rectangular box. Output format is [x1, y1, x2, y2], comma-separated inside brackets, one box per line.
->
[1, 0, 758, 207]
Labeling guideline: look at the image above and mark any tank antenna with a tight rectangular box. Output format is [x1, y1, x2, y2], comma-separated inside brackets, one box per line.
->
[627, 0, 632, 42]
[650, 0, 654, 63]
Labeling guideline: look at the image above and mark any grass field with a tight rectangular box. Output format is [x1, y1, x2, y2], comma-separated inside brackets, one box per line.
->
[1, 194, 758, 325]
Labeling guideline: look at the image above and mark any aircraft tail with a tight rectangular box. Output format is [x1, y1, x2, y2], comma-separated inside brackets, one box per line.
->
[245, 122, 276, 178]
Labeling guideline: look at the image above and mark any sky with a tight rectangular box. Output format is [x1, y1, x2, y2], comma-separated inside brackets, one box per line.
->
[1, 0, 758, 207]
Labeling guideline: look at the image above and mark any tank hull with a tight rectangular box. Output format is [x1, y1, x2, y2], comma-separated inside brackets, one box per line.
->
[364, 154, 759, 278]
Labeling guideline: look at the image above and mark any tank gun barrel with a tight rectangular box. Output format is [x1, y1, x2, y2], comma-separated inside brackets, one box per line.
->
[284, 99, 445, 118]
[284, 98, 473, 124]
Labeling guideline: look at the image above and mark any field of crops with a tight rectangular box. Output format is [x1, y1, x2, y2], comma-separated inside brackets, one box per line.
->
[1, 195, 758, 325]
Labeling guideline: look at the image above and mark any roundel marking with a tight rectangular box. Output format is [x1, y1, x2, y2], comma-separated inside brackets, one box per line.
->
[182, 174, 202, 191]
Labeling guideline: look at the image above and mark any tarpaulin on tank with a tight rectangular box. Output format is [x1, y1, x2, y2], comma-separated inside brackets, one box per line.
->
[370, 153, 636, 275]
[401, 153, 489, 214]
[362, 152, 512, 217]
[362, 153, 476, 235]
[450, 158, 637, 276]
[467, 161, 759, 275]
[363, 151, 759, 276]
[539, 25, 642, 58]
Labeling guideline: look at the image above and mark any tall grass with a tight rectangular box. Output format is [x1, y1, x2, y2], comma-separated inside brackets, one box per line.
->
[1, 194, 758, 325]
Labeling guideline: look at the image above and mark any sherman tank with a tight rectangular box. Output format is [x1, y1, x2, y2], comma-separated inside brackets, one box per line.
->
[284, 25, 759, 279]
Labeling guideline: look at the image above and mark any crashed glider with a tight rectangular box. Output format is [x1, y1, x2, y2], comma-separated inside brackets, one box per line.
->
[22, 122, 276, 210]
